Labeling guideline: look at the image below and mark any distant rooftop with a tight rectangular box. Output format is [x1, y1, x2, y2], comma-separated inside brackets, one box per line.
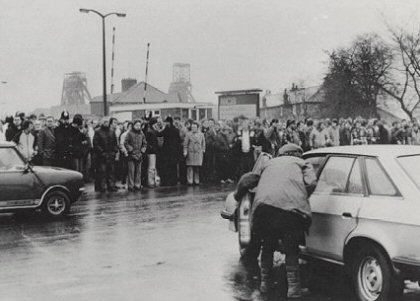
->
[215, 89, 263, 95]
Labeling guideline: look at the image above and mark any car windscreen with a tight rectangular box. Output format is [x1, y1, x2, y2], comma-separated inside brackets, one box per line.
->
[0, 148, 25, 171]
[397, 155, 420, 189]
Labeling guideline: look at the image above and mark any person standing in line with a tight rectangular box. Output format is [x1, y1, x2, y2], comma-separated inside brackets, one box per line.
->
[13, 120, 37, 162]
[214, 123, 231, 184]
[119, 122, 132, 187]
[37, 116, 56, 166]
[70, 114, 88, 173]
[54, 111, 74, 169]
[145, 118, 159, 188]
[160, 116, 181, 186]
[184, 122, 205, 185]
[93, 117, 119, 192]
[6, 114, 23, 142]
[0, 120, 6, 141]
[124, 120, 147, 192]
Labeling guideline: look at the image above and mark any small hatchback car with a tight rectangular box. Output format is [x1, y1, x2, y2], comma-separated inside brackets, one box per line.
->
[0, 142, 84, 218]
[222, 145, 420, 301]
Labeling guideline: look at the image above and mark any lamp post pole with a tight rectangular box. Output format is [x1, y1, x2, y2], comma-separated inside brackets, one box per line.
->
[79, 9, 126, 116]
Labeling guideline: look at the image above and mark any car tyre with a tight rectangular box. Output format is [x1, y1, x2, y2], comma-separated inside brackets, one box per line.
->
[237, 193, 261, 260]
[42, 190, 70, 218]
[351, 245, 402, 301]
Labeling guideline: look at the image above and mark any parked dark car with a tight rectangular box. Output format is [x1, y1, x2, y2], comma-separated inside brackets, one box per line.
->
[0, 142, 84, 218]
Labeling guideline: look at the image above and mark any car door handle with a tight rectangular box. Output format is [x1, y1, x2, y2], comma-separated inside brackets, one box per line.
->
[342, 212, 352, 218]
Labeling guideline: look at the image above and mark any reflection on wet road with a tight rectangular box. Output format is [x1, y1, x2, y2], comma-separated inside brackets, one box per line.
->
[0, 184, 419, 301]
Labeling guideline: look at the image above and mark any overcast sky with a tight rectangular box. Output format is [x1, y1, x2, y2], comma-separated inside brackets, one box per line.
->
[1, 0, 420, 114]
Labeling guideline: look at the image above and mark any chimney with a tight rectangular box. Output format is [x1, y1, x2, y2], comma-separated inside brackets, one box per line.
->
[121, 78, 137, 92]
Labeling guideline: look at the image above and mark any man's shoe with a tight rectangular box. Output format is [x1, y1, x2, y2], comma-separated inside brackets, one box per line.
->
[128, 187, 135, 192]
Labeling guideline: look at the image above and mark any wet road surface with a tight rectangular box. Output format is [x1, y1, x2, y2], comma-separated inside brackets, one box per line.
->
[0, 184, 419, 301]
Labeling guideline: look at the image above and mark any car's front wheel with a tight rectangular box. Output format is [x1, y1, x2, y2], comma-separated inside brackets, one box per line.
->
[352, 245, 403, 301]
[42, 190, 70, 218]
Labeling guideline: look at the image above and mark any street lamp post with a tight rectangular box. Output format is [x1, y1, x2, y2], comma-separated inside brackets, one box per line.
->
[79, 8, 126, 116]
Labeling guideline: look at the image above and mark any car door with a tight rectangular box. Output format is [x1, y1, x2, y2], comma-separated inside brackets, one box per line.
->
[0, 147, 40, 208]
[305, 155, 365, 262]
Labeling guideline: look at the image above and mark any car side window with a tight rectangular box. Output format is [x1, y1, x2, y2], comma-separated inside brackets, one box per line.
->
[347, 159, 363, 194]
[365, 158, 398, 196]
[305, 156, 326, 175]
[314, 156, 355, 195]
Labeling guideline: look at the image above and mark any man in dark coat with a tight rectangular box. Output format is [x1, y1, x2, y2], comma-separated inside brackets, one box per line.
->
[54, 111, 76, 169]
[93, 116, 119, 192]
[252, 144, 316, 297]
[37, 116, 56, 166]
[6, 114, 22, 142]
[160, 116, 181, 186]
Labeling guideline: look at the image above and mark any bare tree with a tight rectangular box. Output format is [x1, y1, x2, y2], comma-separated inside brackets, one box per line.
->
[380, 27, 420, 120]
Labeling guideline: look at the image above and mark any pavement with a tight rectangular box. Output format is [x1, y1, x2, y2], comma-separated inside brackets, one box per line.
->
[0, 183, 418, 301]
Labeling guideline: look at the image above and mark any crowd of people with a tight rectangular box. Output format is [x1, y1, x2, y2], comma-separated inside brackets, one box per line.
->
[0, 110, 419, 192]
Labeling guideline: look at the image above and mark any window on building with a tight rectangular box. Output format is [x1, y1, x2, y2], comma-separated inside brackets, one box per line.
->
[181, 109, 189, 120]
[191, 109, 197, 121]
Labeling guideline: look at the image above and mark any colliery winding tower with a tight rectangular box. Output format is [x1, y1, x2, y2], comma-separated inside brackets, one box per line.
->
[61, 72, 92, 106]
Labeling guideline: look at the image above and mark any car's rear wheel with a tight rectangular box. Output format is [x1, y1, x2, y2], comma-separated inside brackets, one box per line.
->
[42, 190, 70, 218]
[237, 193, 260, 260]
[352, 245, 403, 301]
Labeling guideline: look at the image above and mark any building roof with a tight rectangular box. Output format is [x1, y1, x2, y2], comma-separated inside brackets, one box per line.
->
[113, 82, 171, 104]
[90, 93, 122, 103]
[215, 89, 263, 95]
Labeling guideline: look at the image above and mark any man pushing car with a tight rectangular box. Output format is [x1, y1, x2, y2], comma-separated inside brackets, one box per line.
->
[251, 143, 317, 298]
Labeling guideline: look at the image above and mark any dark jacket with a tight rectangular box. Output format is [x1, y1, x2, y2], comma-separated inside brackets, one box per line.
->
[124, 129, 147, 161]
[145, 127, 159, 155]
[37, 127, 56, 160]
[93, 126, 118, 161]
[339, 128, 352, 146]
[6, 124, 20, 142]
[161, 125, 181, 162]
[214, 131, 230, 153]
[54, 123, 80, 160]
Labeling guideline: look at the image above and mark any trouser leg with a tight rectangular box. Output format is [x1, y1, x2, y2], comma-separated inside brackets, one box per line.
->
[99, 161, 107, 190]
[127, 160, 135, 189]
[134, 161, 142, 189]
[147, 154, 156, 187]
[187, 166, 193, 184]
[193, 166, 200, 184]
[106, 159, 115, 189]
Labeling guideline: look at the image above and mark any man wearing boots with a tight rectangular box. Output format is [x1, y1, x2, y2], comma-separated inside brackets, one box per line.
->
[251, 143, 316, 298]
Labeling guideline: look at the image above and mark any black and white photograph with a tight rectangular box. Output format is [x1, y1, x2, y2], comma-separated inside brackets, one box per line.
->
[1, 1, 420, 300]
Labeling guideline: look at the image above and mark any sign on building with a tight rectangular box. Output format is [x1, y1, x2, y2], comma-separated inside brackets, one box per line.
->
[216, 90, 261, 120]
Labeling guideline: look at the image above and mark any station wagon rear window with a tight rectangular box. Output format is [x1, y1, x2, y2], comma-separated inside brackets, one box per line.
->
[397, 155, 420, 189]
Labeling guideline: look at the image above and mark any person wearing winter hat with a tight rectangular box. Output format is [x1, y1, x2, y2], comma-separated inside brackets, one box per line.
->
[54, 110, 75, 169]
[251, 142, 316, 297]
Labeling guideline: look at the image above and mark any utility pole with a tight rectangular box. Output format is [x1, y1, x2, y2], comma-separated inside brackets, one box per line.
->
[144, 43, 150, 103]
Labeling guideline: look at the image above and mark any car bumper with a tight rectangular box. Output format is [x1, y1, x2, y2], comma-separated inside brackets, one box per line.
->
[393, 257, 420, 279]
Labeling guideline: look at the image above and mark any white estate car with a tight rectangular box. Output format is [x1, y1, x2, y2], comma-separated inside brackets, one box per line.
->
[221, 145, 420, 301]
